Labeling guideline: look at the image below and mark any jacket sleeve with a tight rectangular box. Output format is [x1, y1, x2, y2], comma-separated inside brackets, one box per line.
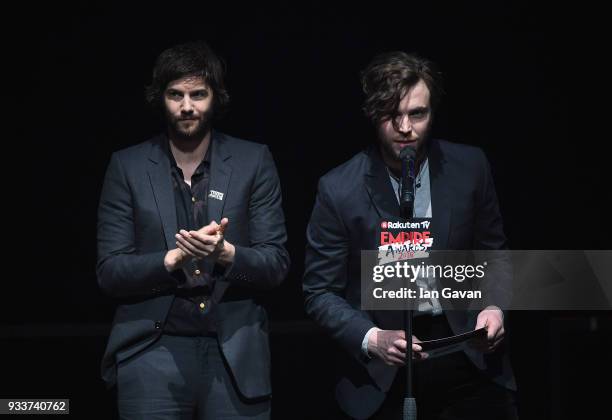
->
[223, 146, 290, 290]
[471, 149, 513, 310]
[303, 178, 375, 362]
[96, 152, 179, 299]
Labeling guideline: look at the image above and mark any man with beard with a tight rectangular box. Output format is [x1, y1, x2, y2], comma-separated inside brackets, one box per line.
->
[303, 52, 518, 419]
[97, 41, 289, 419]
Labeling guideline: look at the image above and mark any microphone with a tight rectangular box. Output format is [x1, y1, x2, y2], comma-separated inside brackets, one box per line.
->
[399, 147, 416, 220]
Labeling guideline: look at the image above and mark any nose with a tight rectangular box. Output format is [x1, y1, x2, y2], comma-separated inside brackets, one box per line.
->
[396, 114, 412, 134]
[180, 96, 194, 114]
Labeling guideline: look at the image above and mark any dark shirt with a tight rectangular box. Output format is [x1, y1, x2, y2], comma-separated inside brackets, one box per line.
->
[163, 138, 217, 336]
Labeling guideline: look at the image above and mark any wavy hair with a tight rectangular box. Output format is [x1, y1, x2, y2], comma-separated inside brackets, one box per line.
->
[360, 51, 443, 124]
[145, 41, 230, 119]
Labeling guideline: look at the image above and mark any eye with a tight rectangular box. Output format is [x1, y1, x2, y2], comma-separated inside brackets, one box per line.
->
[392, 113, 404, 123]
[191, 90, 209, 99]
[409, 109, 429, 120]
[166, 90, 183, 100]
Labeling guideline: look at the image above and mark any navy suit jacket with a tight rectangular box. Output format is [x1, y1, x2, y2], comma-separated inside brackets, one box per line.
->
[97, 130, 289, 399]
[303, 139, 515, 419]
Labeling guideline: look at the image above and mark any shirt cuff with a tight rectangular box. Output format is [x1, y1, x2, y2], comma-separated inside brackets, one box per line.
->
[361, 327, 381, 358]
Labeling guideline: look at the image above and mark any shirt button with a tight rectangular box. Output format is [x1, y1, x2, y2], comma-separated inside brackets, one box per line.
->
[194, 269, 201, 276]
[199, 302, 206, 310]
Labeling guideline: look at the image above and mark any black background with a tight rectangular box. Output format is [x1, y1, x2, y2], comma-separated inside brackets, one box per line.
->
[2, 2, 610, 419]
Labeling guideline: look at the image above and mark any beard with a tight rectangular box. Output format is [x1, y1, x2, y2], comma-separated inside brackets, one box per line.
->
[379, 132, 430, 171]
[380, 137, 409, 162]
[167, 110, 213, 142]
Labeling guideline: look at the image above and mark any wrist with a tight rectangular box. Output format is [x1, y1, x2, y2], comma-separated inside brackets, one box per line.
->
[164, 249, 182, 272]
[217, 241, 235, 266]
[366, 327, 381, 356]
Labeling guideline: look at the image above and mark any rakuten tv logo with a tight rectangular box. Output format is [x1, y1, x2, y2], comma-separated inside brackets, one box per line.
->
[381, 220, 429, 229]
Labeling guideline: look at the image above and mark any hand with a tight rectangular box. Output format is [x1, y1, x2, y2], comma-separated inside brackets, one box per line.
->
[175, 218, 235, 266]
[367, 329, 428, 366]
[472, 306, 505, 353]
[163, 248, 190, 272]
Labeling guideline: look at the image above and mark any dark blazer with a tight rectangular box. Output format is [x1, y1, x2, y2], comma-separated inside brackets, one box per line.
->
[97, 130, 290, 399]
[303, 139, 515, 419]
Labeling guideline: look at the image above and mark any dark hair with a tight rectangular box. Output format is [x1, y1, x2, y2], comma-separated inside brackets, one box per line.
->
[360, 51, 443, 124]
[145, 41, 230, 119]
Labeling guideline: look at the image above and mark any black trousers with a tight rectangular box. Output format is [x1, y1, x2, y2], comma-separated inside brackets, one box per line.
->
[371, 315, 518, 420]
[116, 334, 271, 420]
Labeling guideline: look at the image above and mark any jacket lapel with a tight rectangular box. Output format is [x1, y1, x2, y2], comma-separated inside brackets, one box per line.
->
[147, 135, 178, 250]
[427, 139, 451, 250]
[364, 146, 400, 220]
[206, 130, 232, 225]
[206, 131, 233, 301]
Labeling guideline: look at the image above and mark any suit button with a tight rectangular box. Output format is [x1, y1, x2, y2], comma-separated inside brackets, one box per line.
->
[194, 269, 201, 276]
[199, 302, 206, 310]
[154, 321, 161, 329]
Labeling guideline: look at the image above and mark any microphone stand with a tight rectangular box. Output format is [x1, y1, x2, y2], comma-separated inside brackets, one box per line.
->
[402, 308, 416, 420]
[400, 158, 417, 420]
